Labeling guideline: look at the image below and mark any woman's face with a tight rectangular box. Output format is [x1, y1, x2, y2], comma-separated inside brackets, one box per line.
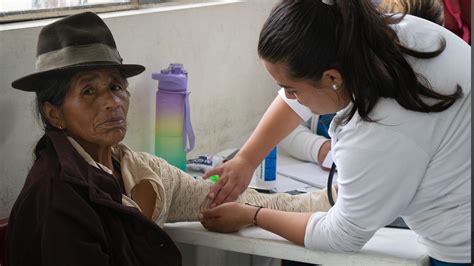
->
[56, 69, 129, 148]
[262, 60, 348, 115]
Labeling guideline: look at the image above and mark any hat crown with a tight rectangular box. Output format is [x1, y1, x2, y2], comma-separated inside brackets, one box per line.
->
[36, 11, 117, 56]
[11, 11, 145, 92]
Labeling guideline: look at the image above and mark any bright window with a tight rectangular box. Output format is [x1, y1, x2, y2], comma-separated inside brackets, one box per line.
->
[0, 0, 165, 23]
[1, 0, 130, 13]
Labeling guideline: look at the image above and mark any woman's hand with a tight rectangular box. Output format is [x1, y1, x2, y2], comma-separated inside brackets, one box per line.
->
[199, 202, 256, 233]
[202, 155, 256, 208]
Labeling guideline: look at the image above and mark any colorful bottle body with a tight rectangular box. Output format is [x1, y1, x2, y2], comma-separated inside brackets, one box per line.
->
[152, 63, 195, 171]
[254, 146, 277, 190]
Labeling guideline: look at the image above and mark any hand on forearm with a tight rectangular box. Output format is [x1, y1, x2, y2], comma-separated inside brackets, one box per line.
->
[203, 155, 255, 207]
[200, 201, 313, 246]
[199, 202, 255, 233]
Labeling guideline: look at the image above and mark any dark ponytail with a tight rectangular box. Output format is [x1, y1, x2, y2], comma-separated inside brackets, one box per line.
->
[258, 0, 462, 124]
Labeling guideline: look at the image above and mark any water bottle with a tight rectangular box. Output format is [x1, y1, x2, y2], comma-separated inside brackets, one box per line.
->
[254, 146, 277, 190]
[152, 63, 195, 171]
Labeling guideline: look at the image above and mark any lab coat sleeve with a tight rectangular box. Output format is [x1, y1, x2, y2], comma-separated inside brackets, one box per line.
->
[304, 124, 429, 253]
[278, 88, 313, 121]
[279, 116, 330, 163]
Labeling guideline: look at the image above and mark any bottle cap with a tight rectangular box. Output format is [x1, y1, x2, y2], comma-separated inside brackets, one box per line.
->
[209, 175, 219, 184]
[159, 63, 187, 75]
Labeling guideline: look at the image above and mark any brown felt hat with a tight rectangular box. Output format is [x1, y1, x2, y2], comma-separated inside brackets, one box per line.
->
[11, 11, 145, 91]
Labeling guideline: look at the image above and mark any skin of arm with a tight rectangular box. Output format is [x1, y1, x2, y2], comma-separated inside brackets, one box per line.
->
[199, 202, 313, 246]
[203, 96, 303, 207]
[132, 181, 156, 219]
[317, 140, 331, 166]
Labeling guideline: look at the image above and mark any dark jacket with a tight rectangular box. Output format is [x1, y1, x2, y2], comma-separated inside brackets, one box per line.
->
[6, 131, 182, 266]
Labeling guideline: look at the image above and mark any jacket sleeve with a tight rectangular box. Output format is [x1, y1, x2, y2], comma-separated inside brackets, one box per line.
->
[42, 181, 110, 266]
[279, 116, 329, 163]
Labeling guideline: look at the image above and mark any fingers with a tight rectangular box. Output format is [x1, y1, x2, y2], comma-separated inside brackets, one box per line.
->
[199, 208, 220, 230]
[199, 208, 216, 220]
[202, 166, 222, 179]
[207, 175, 227, 199]
[199, 203, 243, 233]
[209, 179, 235, 208]
[218, 185, 240, 206]
[200, 217, 219, 231]
[199, 212, 227, 232]
[205, 158, 254, 207]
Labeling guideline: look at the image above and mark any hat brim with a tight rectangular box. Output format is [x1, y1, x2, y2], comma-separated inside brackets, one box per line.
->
[11, 62, 145, 92]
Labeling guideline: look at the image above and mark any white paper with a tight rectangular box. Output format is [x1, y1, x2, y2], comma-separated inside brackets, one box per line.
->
[277, 162, 337, 188]
[249, 174, 311, 193]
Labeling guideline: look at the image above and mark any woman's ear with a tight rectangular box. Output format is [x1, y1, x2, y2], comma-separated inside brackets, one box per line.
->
[42, 102, 65, 129]
[321, 69, 343, 88]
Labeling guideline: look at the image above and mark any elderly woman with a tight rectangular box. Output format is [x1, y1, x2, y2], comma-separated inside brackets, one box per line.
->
[6, 12, 335, 266]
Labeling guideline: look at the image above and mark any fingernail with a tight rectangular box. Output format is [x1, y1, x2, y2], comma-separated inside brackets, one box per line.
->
[208, 192, 215, 199]
[198, 213, 203, 220]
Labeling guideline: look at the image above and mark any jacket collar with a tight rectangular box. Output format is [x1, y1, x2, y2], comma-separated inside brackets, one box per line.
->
[43, 130, 123, 204]
[67, 136, 114, 175]
[38, 130, 162, 227]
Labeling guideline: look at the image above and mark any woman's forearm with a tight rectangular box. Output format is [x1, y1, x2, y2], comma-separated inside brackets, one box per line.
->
[243, 205, 312, 246]
[238, 96, 302, 168]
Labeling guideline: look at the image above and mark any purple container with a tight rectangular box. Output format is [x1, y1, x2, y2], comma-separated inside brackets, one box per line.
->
[152, 63, 195, 170]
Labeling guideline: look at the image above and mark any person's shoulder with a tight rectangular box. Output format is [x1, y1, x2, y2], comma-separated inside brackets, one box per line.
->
[338, 99, 421, 137]
[394, 14, 470, 52]
[19, 154, 59, 195]
[392, 15, 470, 96]
[115, 143, 169, 172]
[10, 158, 71, 221]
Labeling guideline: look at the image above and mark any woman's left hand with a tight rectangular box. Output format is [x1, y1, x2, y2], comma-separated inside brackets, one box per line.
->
[199, 202, 255, 233]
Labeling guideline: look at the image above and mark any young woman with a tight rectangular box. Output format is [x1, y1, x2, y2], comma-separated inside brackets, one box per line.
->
[201, 0, 471, 265]
[6, 11, 335, 266]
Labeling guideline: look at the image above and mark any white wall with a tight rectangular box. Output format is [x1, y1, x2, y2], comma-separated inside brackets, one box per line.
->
[0, 0, 278, 218]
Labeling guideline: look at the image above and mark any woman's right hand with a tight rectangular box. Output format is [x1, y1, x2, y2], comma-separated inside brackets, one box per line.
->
[203, 155, 256, 208]
[203, 96, 303, 207]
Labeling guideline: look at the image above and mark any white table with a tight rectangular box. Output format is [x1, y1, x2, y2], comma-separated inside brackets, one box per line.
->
[164, 222, 429, 266]
[169, 151, 429, 265]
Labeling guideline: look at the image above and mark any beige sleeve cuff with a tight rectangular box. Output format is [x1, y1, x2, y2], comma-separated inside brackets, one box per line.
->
[237, 186, 338, 213]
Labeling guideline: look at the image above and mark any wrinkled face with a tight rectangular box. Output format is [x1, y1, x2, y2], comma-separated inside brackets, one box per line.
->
[262, 60, 348, 115]
[58, 69, 129, 148]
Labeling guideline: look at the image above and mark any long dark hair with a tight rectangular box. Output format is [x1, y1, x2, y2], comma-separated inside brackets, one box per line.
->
[258, 0, 462, 124]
